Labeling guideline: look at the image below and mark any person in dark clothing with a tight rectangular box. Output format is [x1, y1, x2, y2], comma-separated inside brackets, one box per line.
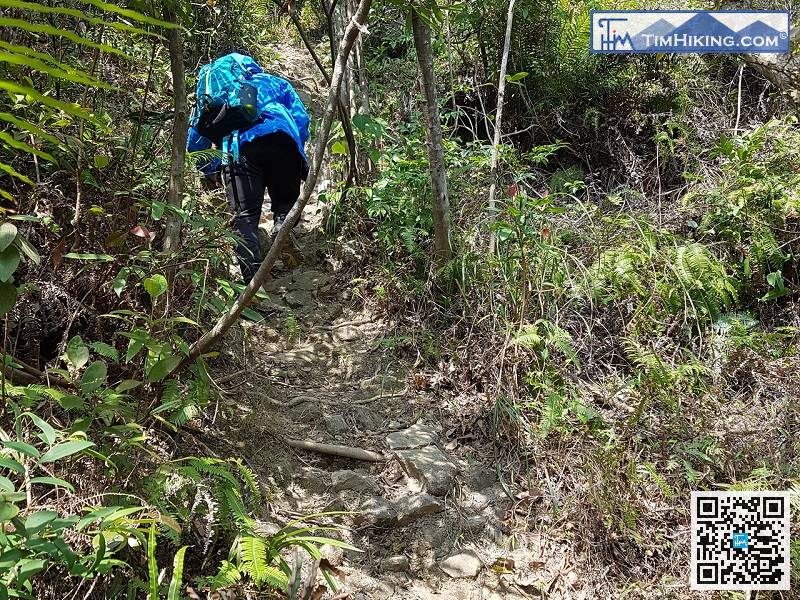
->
[188, 53, 310, 284]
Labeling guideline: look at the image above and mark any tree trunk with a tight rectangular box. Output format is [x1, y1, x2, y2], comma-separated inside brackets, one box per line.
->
[179, 0, 374, 369]
[162, 7, 188, 260]
[411, 10, 452, 264]
[487, 0, 516, 254]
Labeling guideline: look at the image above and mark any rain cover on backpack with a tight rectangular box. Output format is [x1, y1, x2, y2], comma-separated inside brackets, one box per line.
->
[194, 53, 260, 143]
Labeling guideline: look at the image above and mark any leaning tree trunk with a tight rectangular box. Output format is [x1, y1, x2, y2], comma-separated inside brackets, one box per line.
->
[178, 0, 374, 369]
[487, 0, 516, 254]
[411, 10, 453, 264]
[162, 6, 188, 261]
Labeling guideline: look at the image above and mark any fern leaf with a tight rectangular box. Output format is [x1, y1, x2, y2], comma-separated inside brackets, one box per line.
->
[208, 560, 241, 590]
[91, 341, 120, 363]
[238, 535, 270, 585]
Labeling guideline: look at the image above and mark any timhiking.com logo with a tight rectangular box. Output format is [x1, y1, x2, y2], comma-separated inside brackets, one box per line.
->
[591, 10, 790, 54]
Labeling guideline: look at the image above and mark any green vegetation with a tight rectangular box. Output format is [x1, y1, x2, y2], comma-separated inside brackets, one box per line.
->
[0, 0, 798, 596]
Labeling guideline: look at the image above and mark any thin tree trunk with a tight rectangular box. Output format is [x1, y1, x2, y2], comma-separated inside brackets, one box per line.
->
[411, 10, 452, 264]
[281, 0, 359, 188]
[179, 0, 374, 369]
[487, 0, 516, 254]
[162, 7, 188, 261]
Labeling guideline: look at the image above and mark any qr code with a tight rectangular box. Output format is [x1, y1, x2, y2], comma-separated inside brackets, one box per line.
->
[691, 491, 791, 591]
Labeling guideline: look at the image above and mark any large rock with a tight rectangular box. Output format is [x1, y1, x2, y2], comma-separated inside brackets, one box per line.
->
[292, 270, 331, 291]
[466, 465, 496, 491]
[386, 424, 438, 450]
[356, 497, 396, 526]
[440, 550, 482, 578]
[395, 446, 457, 496]
[262, 273, 293, 294]
[331, 470, 379, 494]
[394, 494, 444, 525]
[324, 414, 349, 435]
[285, 289, 314, 309]
[381, 555, 410, 573]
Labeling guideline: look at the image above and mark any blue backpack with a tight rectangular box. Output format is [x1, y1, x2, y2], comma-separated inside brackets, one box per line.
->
[194, 54, 259, 143]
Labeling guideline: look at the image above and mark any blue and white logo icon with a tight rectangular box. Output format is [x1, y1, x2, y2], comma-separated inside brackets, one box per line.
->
[732, 532, 749, 549]
[591, 11, 790, 54]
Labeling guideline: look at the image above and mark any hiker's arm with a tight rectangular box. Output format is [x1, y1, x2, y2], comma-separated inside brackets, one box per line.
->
[282, 81, 310, 146]
[187, 125, 220, 178]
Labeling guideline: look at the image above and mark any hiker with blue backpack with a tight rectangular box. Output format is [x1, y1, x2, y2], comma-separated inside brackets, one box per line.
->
[187, 53, 310, 284]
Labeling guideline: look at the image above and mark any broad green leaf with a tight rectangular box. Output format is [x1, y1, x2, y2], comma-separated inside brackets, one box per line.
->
[0, 281, 16, 316]
[39, 440, 94, 463]
[57, 395, 85, 411]
[506, 71, 529, 83]
[0, 222, 16, 251]
[0, 476, 14, 493]
[115, 379, 141, 392]
[0, 80, 98, 125]
[2, 439, 39, 458]
[22, 412, 56, 445]
[78, 0, 179, 28]
[29, 476, 74, 492]
[0, 457, 23, 473]
[111, 267, 129, 296]
[0, 0, 161, 38]
[0, 130, 55, 164]
[148, 524, 158, 600]
[242, 307, 265, 323]
[147, 355, 181, 383]
[0, 17, 134, 59]
[14, 235, 40, 265]
[16, 558, 47, 585]
[151, 200, 165, 221]
[0, 112, 64, 147]
[0, 160, 32, 185]
[63, 252, 115, 262]
[167, 546, 188, 600]
[93, 154, 110, 169]
[0, 501, 19, 521]
[66, 335, 90, 369]
[331, 140, 348, 155]
[143, 274, 168, 300]
[89, 529, 105, 573]
[80, 361, 107, 393]
[0, 244, 18, 282]
[24, 510, 57, 533]
[125, 337, 145, 363]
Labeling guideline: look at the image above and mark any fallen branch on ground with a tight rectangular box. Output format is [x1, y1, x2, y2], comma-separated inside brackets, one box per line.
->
[283, 438, 386, 462]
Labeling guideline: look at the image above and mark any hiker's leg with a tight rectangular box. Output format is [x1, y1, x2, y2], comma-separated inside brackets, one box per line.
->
[225, 157, 265, 284]
[261, 132, 303, 221]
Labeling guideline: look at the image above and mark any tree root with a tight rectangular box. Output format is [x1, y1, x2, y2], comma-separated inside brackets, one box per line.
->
[283, 438, 386, 462]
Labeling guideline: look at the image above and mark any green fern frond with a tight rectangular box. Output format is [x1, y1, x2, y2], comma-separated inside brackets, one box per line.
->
[207, 560, 242, 590]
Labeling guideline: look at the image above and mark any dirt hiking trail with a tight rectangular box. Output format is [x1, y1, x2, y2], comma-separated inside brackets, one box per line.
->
[200, 43, 582, 600]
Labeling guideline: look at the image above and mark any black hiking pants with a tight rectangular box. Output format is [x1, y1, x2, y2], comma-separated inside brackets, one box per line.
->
[223, 131, 304, 283]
